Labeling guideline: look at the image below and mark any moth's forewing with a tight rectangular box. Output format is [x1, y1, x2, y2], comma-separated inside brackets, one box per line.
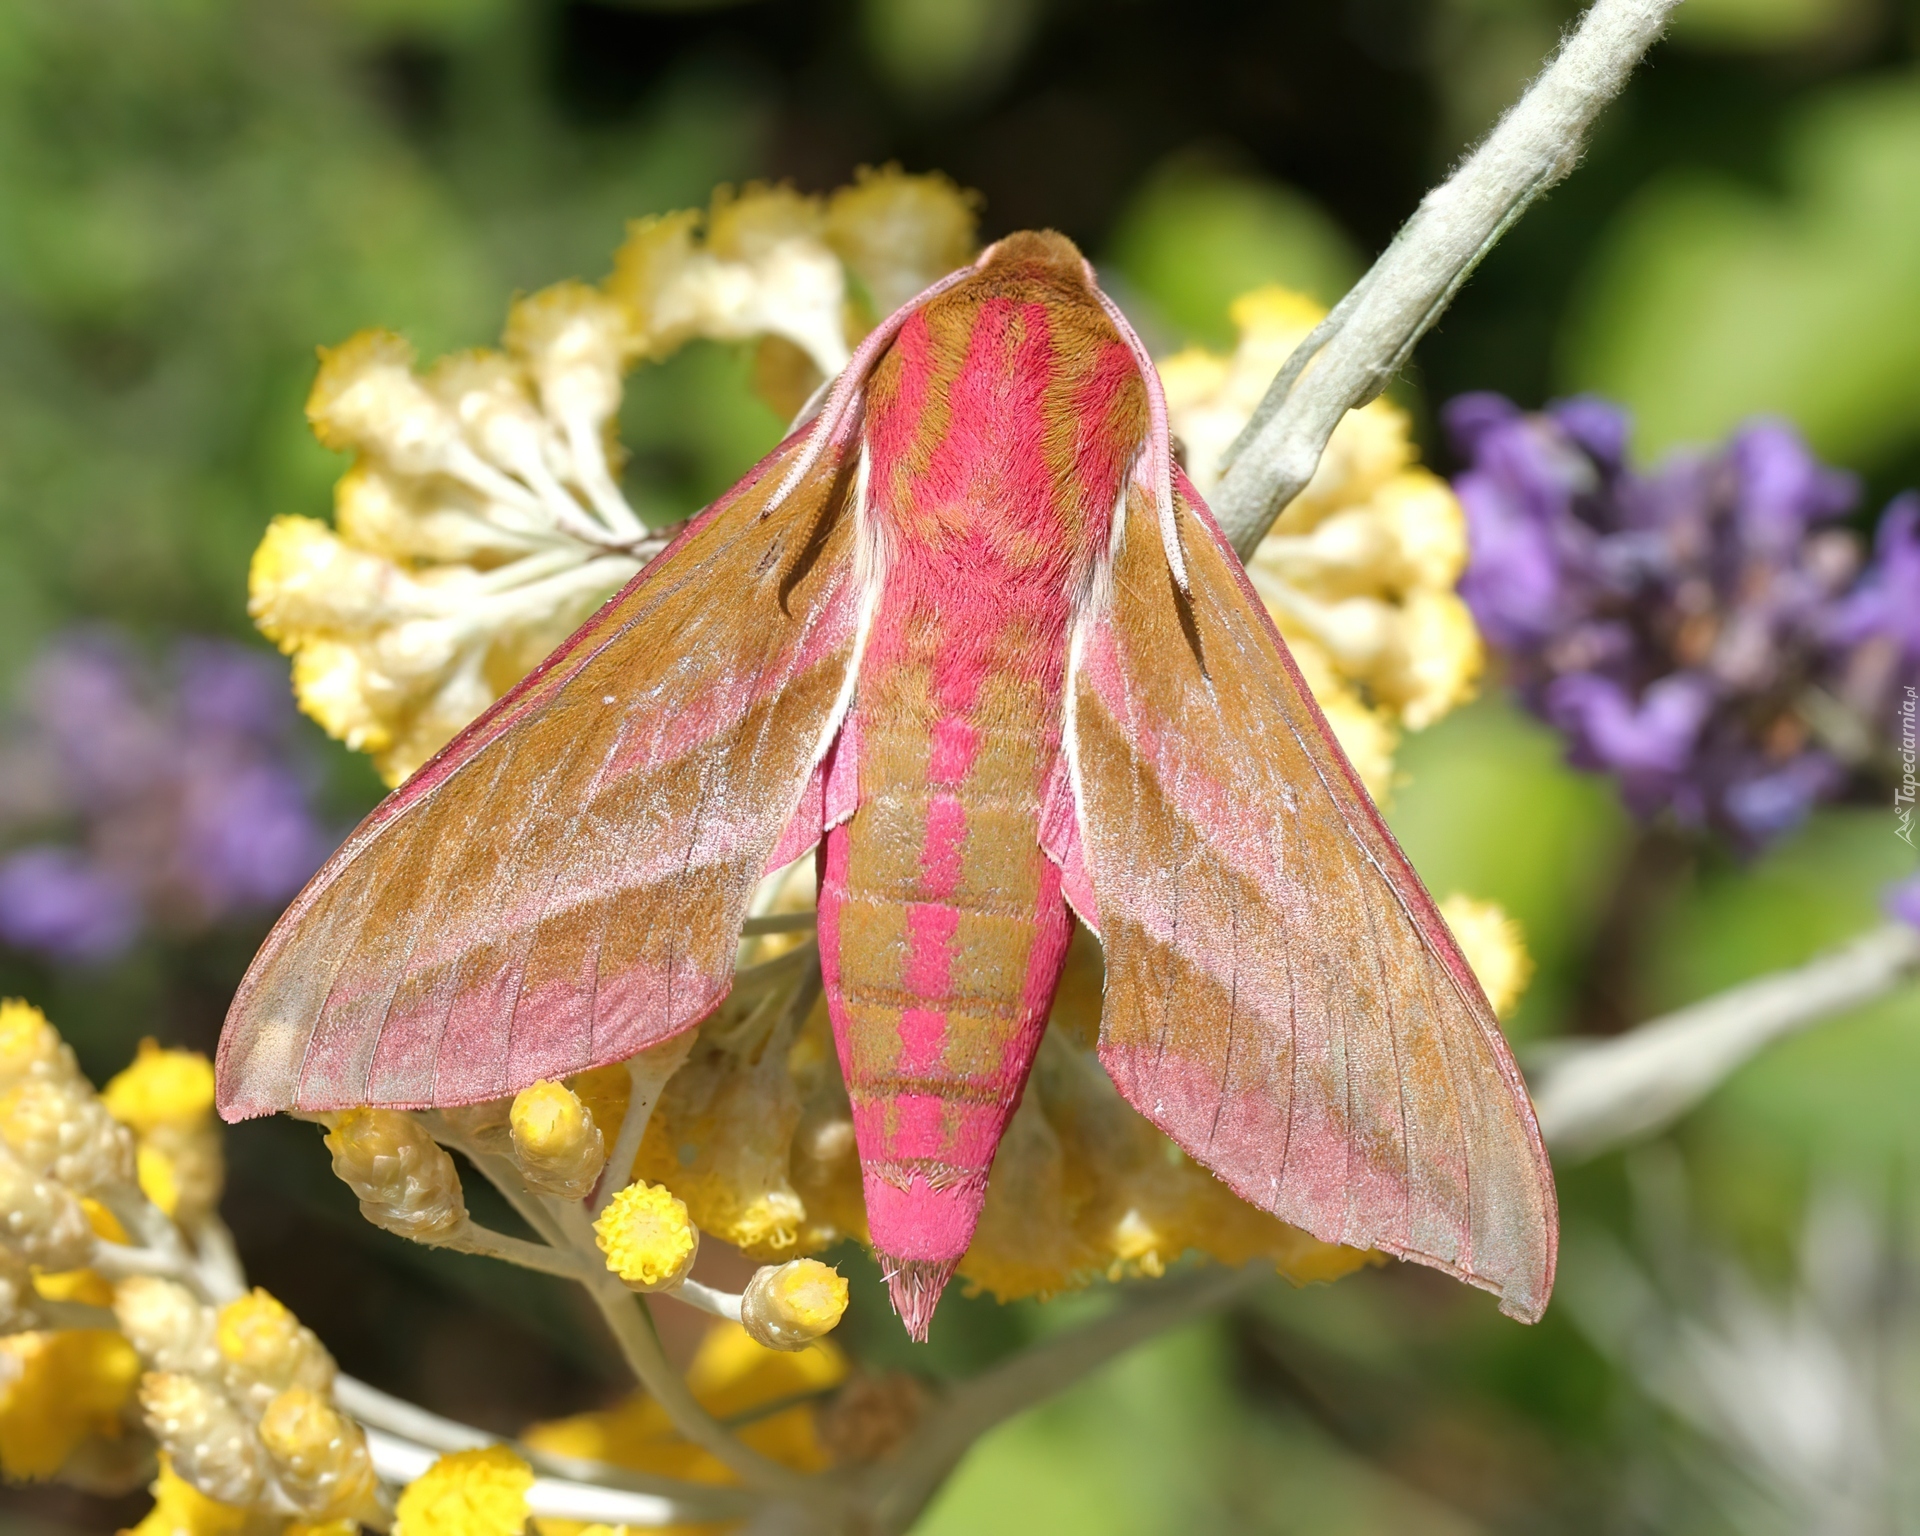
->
[1068, 472, 1557, 1322]
[216, 432, 862, 1121]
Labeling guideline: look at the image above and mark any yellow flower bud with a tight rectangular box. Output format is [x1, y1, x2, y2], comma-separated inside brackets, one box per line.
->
[125, 1454, 259, 1536]
[306, 330, 461, 474]
[101, 1040, 215, 1134]
[503, 281, 629, 428]
[825, 164, 980, 319]
[258, 1387, 376, 1521]
[0, 1073, 136, 1194]
[508, 1080, 605, 1200]
[136, 1119, 225, 1226]
[392, 1444, 533, 1536]
[0, 1328, 140, 1481]
[139, 1371, 266, 1508]
[114, 1276, 220, 1375]
[740, 1259, 849, 1351]
[0, 1000, 64, 1089]
[217, 1289, 335, 1413]
[323, 1109, 467, 1244]
[434, 1097, 514, 1157]
[1439, 894, 1536, 1020]
[593, 1181, 698, 1292]
[0, 1144, 94, 1271]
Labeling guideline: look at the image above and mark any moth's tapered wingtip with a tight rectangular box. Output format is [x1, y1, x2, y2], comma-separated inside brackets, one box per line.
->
[884, 1257, 958, 1342]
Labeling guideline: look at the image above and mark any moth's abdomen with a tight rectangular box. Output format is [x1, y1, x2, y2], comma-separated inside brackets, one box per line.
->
[819, 700, 1072, 1221]
[817, 232, 1150, 1335]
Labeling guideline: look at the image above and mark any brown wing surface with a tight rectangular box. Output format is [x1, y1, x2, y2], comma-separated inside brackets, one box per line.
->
[217, 435, 862, 1119]
[1068, 474, 1557, 1321]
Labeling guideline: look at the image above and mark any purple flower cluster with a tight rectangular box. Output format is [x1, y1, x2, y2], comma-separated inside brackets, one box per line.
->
[1447, 395, 1920, 851]
[0, 631, 334, 964]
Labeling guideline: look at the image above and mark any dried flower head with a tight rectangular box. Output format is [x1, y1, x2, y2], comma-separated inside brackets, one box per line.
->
[254, 172, 979, 786]
[1161, 287, 1482, 798]
[139, 1370, 266, 1507]
[0, 1143, 96, 1272]
[256, 1387, 376, 1521]
[113, 1277, 221, 1377]
[322, 1109, 467, 1243]
[216, 1290, 335, 1415]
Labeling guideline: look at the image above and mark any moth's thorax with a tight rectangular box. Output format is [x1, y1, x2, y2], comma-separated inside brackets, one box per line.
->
[815, 249, 1149, 1301]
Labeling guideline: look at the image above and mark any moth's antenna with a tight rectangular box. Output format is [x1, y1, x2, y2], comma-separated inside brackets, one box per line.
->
[1091, 282, 1186, 593]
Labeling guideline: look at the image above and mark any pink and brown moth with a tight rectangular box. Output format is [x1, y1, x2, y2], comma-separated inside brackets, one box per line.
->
[217, 232, 1558, 1338]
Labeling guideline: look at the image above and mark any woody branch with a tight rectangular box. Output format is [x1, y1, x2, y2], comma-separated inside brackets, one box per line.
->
[1209, 0, 1684, 558]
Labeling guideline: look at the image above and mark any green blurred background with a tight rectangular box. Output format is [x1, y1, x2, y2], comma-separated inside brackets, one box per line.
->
[3, 0, 1919, 1530]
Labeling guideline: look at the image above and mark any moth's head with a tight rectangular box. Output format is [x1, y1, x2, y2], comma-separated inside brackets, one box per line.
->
[973, 229, 1097, 292]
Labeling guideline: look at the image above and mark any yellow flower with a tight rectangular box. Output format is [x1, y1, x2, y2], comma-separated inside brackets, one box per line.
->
[1439, 894, 1536, 1020]
[1160, 285, 1484, 800]
[393, 1445, 533, 1536]
[122, 1455, 274, 1536]
[103, 1041, 216, 1133]
[0, 1328, 141, 1480]
[593, 1182, 699, 1292]
[103, 1040, 223, 1224]
[255, 173, 977, 786]
[526, 1321, 844, 1535]
[0, 1000, 63, 1086]
[217, 1289, 335, 1413]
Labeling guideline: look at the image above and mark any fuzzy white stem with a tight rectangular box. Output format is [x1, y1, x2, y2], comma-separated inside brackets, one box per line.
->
[335, 1375, 750, 1512]
[561, 410, 649, 543]
[440, 1218, 595, 1280]
[1211, 0, 1682, 557]
[360, 1426, 714, 1527]
[184, 1215, 250, 1304]
[666, 1276, 746, 1322]
[1531, 922, 1920, 1160]
[593, 1034, 697, 1216]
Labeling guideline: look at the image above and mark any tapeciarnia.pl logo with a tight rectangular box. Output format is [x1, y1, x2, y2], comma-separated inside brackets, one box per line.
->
[1898, 685, 1916, 846]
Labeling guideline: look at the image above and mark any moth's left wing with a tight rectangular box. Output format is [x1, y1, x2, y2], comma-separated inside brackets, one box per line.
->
[1068, 471, 1557, 1321]
[218, 431, 863, 1120]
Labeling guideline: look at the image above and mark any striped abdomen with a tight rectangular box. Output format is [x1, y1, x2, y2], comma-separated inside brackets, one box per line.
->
[814, 233, 1148, 1331]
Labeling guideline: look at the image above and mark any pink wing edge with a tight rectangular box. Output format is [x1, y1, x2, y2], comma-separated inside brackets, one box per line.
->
[1051, 459, 1560, 1319]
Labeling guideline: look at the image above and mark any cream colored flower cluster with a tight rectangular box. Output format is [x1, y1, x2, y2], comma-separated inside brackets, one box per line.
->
[1161, 287, 1485, 799]
[119, 1281, 376, 1527]
[251, 167, 980, 786]
[0, 1001, 366, 1529]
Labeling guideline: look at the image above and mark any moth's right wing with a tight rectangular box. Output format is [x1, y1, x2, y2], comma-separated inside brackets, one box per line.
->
[1068, 473, 1557, 1322]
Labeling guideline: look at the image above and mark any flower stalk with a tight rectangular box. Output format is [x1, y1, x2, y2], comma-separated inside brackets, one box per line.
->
[1211, 0, 1684, 556]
